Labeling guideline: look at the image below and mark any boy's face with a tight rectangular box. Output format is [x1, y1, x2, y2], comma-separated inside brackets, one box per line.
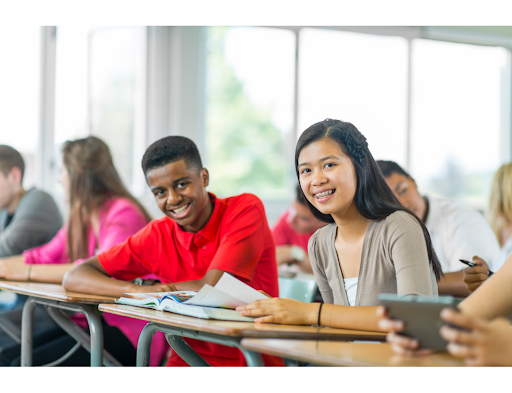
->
[0, 169, 16, 210]
[146, 159, 211, 233]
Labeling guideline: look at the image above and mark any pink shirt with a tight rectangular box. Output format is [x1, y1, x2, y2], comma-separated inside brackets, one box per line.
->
[23, 197, 168, 366]
[272, 209, 314, 252]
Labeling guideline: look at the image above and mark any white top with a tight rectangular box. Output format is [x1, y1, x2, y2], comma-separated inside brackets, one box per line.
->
[494, 235, 512, 272]
[425, 196, 501, 272]
[343, 277, 358, 307]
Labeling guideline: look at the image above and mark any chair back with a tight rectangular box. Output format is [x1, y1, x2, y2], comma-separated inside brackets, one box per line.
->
[278, 277, 318, 303]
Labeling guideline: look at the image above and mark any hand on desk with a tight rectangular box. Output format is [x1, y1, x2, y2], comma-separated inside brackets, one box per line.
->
[376, 306, 433, 356]
[237, 297, 318, 325]
[0, 256, 29, 281]
[127, 282, 177, 293]
[439, 308, 512, 366]
[463, 256, 490, 293]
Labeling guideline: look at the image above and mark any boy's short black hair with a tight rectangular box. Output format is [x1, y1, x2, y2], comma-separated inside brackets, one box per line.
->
[0, 145, 25, 181]
[295, 184, 307, 206]
[141, 136, 203, 176]
[376, 160, 411, 179]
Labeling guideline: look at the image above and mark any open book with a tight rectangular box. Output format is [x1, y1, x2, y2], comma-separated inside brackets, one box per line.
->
[116, 273, 268, 321]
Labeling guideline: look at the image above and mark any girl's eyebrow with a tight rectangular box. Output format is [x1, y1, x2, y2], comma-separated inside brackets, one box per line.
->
[298, 155, 340, 167]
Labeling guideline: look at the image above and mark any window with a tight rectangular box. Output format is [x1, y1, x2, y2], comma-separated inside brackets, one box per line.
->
[54, 26, 146, 199]
[0, 27, 41, 188]
[299, 28, 408, 166]
[206, 27, 296, 200]
[410, 39, 508, 209]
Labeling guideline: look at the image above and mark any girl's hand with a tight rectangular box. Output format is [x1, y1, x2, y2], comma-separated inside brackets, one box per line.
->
[0, 259, 30, 281]
[376, 306, 432, 356]
[236, 298, 318, 325]
[440, 308, 512, 366]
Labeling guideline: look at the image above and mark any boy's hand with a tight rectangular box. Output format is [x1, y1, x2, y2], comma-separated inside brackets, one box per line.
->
[440, 308, 512, 366]
[463, 256, 490, 293]
[127, 282, 177, 293]
[376, 306, 432, 356]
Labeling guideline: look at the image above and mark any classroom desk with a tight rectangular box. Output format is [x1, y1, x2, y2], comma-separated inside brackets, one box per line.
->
[0, 281, 118, 367]
[241, 339, 464, 367]
[98, 303, 387, 367]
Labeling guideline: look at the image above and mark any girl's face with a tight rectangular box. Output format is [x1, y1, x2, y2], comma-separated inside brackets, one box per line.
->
[298, 138, 358, 218]
[58, 163, 71, 203]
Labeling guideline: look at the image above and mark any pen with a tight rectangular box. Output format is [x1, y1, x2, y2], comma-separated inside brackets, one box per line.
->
[459, 259, 494, 276]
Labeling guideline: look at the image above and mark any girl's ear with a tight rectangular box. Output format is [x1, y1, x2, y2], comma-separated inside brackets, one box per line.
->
[201, 168, 209, 188]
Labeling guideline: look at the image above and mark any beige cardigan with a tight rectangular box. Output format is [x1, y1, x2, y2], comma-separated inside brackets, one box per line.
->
[308, 211, 438, 306]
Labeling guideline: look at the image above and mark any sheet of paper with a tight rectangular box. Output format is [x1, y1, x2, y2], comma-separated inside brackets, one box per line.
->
[123, 291, 197, 300]
[182, 284, 246, 308]
[214, 273, 268, 304]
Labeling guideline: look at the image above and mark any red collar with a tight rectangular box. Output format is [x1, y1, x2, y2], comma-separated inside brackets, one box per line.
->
[174, 193, 223, 250]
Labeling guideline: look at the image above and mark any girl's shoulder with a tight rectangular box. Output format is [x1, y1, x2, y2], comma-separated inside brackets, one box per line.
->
[379, 210, 419, 229]
[309, 223, 337, 249]
[100, 197, 145, 220]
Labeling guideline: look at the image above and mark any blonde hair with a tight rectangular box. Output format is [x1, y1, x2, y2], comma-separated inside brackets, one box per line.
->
[488, 162, 512, 246]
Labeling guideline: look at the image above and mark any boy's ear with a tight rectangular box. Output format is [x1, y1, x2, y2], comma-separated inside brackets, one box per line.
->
[201, 168, 209, 188]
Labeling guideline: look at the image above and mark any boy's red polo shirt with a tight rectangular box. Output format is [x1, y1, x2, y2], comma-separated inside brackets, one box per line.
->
[98, 192, 282, 367]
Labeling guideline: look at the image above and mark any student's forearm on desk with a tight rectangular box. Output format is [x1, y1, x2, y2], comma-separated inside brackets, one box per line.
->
[437, 271, 470, 297]
[320, 304, 381, 331]
[173, 268, 226, 291]
[63, 257, 134, 296]
[30, 264, 75, 284]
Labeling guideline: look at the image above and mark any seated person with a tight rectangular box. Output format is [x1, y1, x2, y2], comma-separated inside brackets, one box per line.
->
[63, 135, 282, 367]
[0, 145, 62, 257]
[0, 137, 168, 366]
[376, 160, 500, 297]
[464, 163, 512, 292]
[237, 119, 441, 330]
[273, 184, 327, 274]
[378, 250, 512, 366]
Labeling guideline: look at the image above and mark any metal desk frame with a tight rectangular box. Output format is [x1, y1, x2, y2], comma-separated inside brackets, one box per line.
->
[21, 297, 121, 367]
[136, 322, 264, 367]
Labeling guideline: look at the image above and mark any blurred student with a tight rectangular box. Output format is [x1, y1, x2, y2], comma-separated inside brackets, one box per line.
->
[0, 137, 167, 366]
[273, 184, 327, 274]
[237, 119, 442, 330]
[0, 145, 61, 257]
[377, 251, 512, 366]
[464, 163, 512, 292]
[63, 136, 282, 367]
[376, 160, 500, 297]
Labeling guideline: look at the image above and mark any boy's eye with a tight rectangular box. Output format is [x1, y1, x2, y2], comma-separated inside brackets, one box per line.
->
[398, 188, 407, 196]
[177, 182, 188, 189]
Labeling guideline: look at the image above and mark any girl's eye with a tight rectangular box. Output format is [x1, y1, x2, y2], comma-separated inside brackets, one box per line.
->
[300, 168, 311, 175]
[324, 163, 335, 168]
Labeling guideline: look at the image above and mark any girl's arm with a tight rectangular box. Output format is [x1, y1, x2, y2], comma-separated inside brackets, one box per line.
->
[0, 254, 73, 283]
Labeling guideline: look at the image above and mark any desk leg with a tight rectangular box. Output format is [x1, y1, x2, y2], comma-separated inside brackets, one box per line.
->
[166, 335, 210, 367]
[136, 323, 159, 367]
[20, 298, 36, 367]
[238, 348, 264, 367]
[81, 305, 104, 367]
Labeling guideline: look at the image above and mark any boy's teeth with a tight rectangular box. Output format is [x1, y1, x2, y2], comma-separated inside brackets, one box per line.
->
[173, 204, 188, 214]
[315, 190, 334, 198]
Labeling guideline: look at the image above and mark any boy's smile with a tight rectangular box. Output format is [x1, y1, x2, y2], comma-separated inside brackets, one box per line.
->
[146, 160, 213, 233]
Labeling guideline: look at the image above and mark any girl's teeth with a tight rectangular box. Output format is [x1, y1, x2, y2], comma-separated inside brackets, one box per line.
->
[316, 190, 333, 198]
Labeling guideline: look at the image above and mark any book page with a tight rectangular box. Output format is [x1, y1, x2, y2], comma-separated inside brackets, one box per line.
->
[182, 284, 246, 309]
[123, 291, 197, 301]
[214, 273, 268, 304]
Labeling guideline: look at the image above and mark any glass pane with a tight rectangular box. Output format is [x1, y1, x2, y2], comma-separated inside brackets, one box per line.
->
[299, 28, 408, 166]
[0, 27, 40, 188]
[55, 26, 145, 196]
[206, 27, 295, 199]
[410, 39, 508, 209]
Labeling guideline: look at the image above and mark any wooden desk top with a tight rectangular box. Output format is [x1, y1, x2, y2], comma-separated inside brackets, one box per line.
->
[98, 303, 387, 340]
[0, 281, 117, 305]
[241, 338, 464, 367]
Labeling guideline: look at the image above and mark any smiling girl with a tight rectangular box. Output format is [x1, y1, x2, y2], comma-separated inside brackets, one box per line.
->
[237, 119, 443, 331]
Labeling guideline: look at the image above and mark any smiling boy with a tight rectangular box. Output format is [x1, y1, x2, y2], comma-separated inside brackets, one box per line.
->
[63, 136, 281, 367]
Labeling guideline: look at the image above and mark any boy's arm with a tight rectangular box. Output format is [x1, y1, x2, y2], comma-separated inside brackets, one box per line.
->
[171, 268, 231, 291]
[63, 257, 176, 296]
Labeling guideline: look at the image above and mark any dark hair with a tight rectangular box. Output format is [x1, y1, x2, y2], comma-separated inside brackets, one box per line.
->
[295, 119, 443, 280]
[295, 184, 307, 206]
[0, 145, 25, 181]
[376, 160, 411, 179]
[141, 136, 203, 176]
[63, 136, 152, 261]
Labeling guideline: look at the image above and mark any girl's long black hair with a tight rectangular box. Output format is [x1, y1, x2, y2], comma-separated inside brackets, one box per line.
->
[295, 119, 443, 281]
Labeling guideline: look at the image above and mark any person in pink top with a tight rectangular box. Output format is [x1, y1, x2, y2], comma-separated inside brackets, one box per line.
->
[0, 136, 168, 366]
[273, 185, 327, 274]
